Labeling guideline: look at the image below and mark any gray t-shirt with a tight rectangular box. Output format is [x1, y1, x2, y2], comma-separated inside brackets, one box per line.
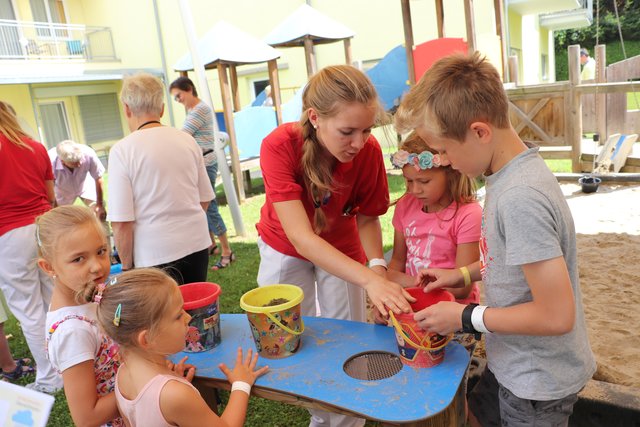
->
[481, 147, 595, 400]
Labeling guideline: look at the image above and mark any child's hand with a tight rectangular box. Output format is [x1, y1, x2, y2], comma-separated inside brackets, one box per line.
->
[372, 306, 390, 325]
[413, 301, 465, 335]
[219, 347, 269, 387]
[417, 268, 463, 292]
[167, 356, 196, 382]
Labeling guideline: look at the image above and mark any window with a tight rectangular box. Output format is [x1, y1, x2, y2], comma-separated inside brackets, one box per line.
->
[39, 102, 71, 148]
[78, 93, 124, 144]
[30, 0, 67, 37]
[541, 54, 548, 81]
[252, 79, 269, 99]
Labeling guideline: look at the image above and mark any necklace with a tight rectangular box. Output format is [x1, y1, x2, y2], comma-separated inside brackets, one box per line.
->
[136, 120, 161, 131]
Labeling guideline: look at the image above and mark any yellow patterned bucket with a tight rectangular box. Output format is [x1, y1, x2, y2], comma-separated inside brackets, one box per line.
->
[240, 285, 304, 359]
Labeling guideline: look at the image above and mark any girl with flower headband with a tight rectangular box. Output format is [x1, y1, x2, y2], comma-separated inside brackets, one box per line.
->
[96, 268, 268, 427]
[36, 205, 123, 426]
[382, 132, 482, 348]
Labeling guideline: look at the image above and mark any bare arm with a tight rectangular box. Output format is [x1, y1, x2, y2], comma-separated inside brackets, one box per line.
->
[446, 242, 481, 299]
[200, 201, 210, 211]
[45, 179, 56, 207]
[356, 214, 386, 276]
[482, 256, 575, 335]
[415, 256, 576, 336]
[386, 229, 415, 287]
[111, 221, 134, 270]
[273, 200, 412, 315]
[94, 177, 106, 220]
[62, 361, 120, 427]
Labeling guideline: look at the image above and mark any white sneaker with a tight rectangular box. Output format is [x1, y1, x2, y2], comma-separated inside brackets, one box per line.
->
[25, 382, 61, 394]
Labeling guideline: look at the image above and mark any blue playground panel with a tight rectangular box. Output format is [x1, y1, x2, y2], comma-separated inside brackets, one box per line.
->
[174, 314, 469, 424]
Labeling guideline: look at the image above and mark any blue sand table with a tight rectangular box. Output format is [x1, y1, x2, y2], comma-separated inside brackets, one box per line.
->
[174, 314, 469, 424]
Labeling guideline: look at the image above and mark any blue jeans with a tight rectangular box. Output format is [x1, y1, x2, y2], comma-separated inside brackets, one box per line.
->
[206, 162, 227, 236]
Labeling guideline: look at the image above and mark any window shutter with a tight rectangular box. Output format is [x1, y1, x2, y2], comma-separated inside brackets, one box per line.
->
[78, 93, 124, 144]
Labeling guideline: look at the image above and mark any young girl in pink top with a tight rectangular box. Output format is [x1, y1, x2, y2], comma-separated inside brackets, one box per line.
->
[96, 268, 268, 427]
[387, 133, 482, 346]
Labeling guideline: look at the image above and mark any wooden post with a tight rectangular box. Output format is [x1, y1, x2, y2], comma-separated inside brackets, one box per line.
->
[343, 38, 353, 66]
[494, 0, 508, 82]
[508, 55, 519, 86]
[217, 63, 245, 202]
[303, 36, 317, 78]
[463, 0, 476, 53]
[595, 44, 607, 141]
[435, 0, 445, 38]
[400, 0, 416, 85]
[229, 64, 241, 112]
[267, 59, 283, 125]
[179, 71, 188, 78]
[568, 45, 583, 173]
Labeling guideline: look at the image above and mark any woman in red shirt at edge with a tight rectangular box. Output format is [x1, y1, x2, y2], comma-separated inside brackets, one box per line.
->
[0, 102, 62, 393]
[256, 65, 413, 427]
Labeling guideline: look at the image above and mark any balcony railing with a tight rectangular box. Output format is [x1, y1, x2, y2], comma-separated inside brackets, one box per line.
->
[0, 19, 117, 61]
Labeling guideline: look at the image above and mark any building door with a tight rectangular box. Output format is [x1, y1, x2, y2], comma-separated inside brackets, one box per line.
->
[0, 0, 21, 57]
[39, 102, 71, 148]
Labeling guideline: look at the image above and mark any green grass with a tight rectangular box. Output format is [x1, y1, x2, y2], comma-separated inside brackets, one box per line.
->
[544, 159, 573, 173]
[8, 173, 409, 426]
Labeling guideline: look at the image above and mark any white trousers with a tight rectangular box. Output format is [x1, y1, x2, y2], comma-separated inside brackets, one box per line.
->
[257, 238, 366, 427]
[0, 224, 62, 389]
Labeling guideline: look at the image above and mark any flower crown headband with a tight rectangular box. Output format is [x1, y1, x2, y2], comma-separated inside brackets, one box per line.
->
[390, 150, 447, 171]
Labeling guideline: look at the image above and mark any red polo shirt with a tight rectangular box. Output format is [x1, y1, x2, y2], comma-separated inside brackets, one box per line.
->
[256, 122, 389, 263]
[0, 135, 53, 236]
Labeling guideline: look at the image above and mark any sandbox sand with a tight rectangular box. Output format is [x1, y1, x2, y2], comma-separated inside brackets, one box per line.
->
[562, 182, 640, 389]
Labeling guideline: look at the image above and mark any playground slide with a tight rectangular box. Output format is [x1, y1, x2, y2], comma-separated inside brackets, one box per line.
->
[232, 39, 465, 160]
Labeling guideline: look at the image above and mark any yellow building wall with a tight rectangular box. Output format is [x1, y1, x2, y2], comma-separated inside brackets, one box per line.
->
[5, 0, 516, 147]
[0, 84, 39, 138]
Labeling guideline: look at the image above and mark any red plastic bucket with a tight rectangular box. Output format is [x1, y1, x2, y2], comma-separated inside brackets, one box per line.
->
[390, 287, 454, 368]
[180, 282, 222, 352]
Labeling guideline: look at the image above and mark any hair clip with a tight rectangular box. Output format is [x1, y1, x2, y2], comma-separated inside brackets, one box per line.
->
[390, 150, 447, 171]
[35, 224, 42, 248]
[109, 276, 118, 286]
[113, 304, 122, 327]
[93, 282, 107, 304]
[312, 192, 331, 209]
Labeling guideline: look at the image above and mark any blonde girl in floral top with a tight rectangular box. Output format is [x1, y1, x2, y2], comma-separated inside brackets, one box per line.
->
[36, 205, 123, 426]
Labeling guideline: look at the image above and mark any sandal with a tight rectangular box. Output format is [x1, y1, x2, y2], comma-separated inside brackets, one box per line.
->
[2, 358, 35, 382]
[211, 251, 236, 270]
[208, 245, 220, 256]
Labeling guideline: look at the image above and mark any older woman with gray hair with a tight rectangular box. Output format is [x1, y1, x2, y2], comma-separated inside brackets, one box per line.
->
[107, 73, 214, 284]
[48, 139, 106, 219]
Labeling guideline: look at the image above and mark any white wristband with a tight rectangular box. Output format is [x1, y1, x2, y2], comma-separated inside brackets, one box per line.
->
[231, 381, 251, 395]
[471, 305, 490, 333]
[368, 258, 388, 270]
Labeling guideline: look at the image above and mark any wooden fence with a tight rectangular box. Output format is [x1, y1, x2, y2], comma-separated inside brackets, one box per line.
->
[506, 45, 640, 173]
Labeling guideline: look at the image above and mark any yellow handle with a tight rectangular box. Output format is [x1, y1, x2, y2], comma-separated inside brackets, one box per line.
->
[389, 311, 451, 352]
[265, 312, 305, 335]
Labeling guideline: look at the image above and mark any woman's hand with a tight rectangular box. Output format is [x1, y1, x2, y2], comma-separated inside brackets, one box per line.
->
[219, 347, 269, 386]
[416, 268, 464, 292]
[166, 356, 196, 382]
[413, 301, 465, 335]
[365, 279, 414, 317]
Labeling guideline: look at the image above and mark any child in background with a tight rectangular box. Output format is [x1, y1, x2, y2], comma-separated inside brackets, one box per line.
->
[36, 205, 122, 426]
[96, 268, 268, 427]
[386, 133, 482, 350]
[395, 52, 595, 426]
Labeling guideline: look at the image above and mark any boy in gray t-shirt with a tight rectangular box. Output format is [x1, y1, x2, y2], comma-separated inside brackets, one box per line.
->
[394, 53, 595, 426]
